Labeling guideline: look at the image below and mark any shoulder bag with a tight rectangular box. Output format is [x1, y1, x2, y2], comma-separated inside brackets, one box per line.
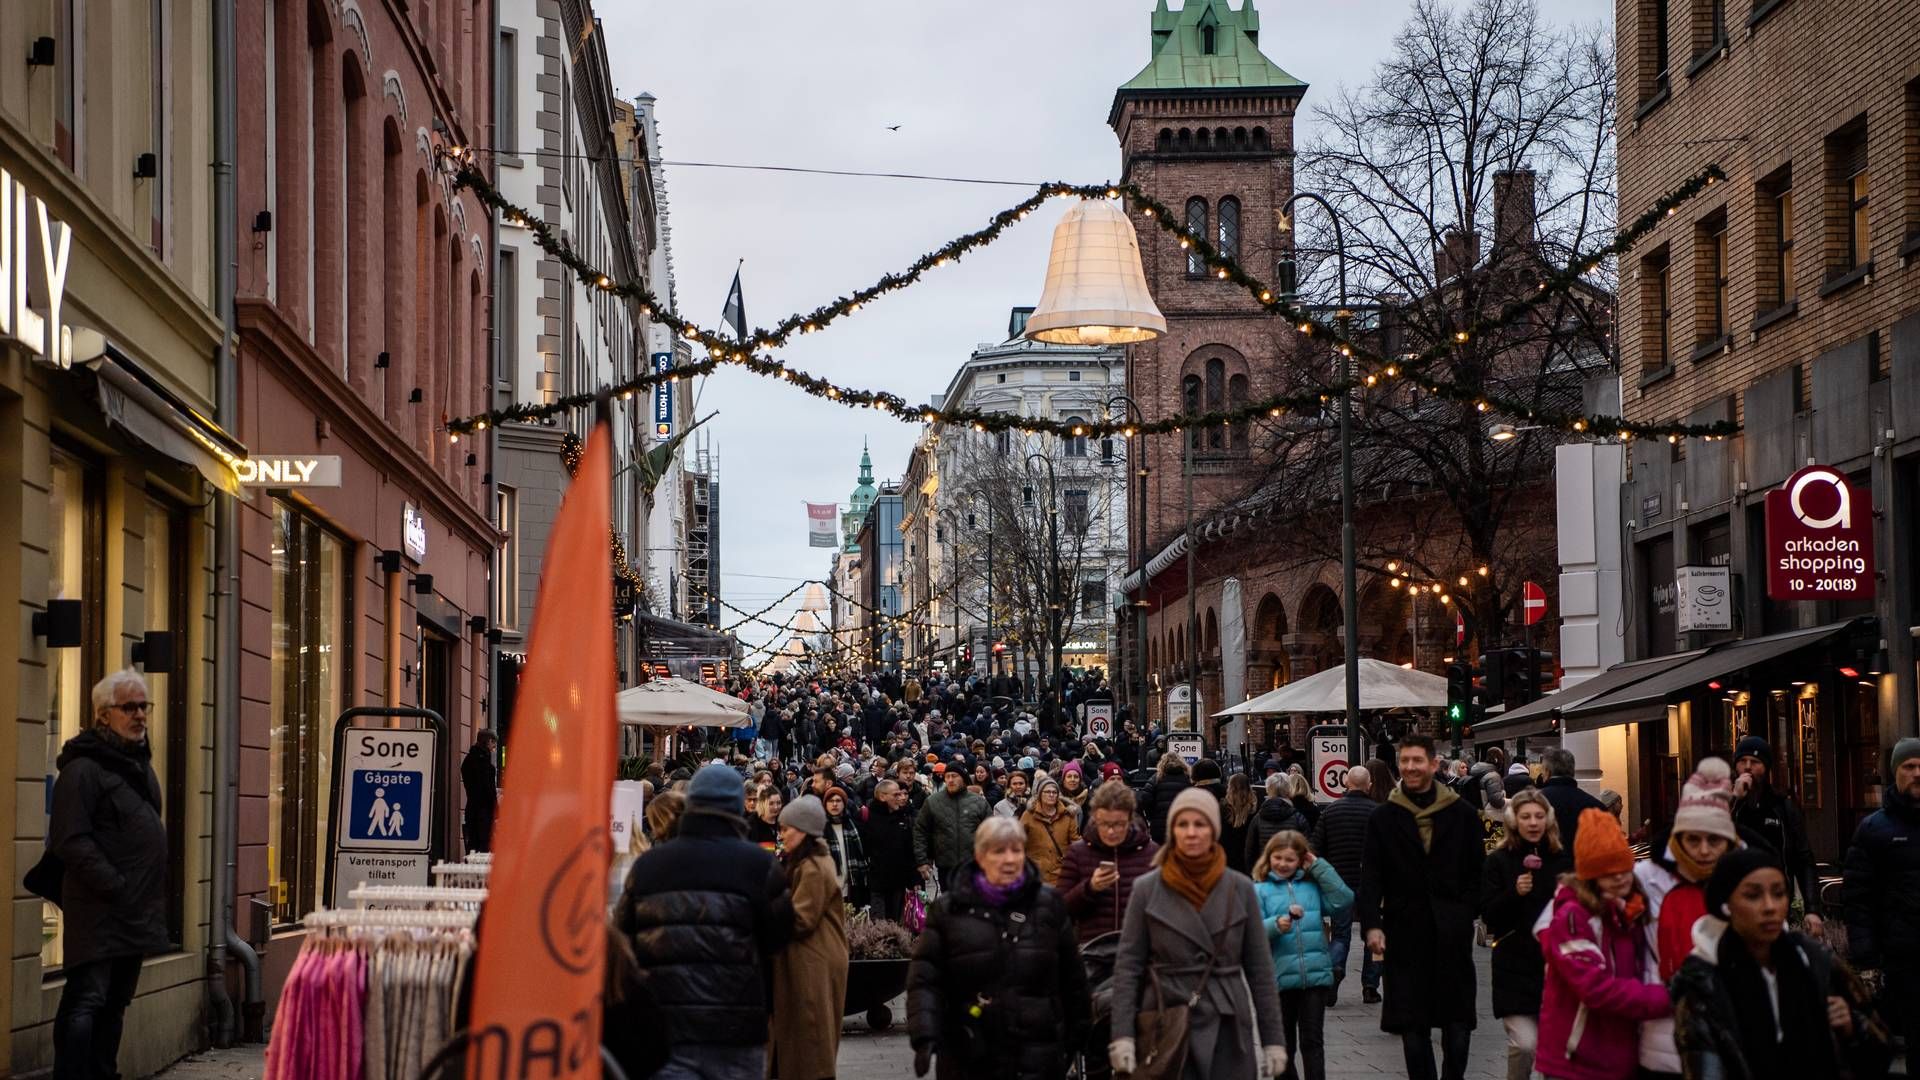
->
[1131, 931, 1218, 1080]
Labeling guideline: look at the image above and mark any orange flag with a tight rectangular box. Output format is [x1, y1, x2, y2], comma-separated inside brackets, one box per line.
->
[467, 420, 616, 1080]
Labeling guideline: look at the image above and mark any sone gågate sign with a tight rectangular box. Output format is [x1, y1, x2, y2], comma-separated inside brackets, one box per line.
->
[1765, 465, 1874, 600]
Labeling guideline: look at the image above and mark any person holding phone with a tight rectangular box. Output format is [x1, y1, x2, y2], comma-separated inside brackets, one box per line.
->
[1056, 779, 1159, 944]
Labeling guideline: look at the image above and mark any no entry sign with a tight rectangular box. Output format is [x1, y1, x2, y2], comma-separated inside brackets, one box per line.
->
[1766, 465, 1874, 600]
[1522, 581, 1548, 626]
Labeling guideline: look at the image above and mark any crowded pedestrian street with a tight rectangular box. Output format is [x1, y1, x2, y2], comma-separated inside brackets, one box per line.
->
[5, 0, 1920, 1078]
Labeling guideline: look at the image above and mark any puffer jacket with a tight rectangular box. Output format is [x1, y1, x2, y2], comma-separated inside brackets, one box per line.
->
[914, 786, 992, 881]
[1243, 793, 1310, 868]
[1309, 790, 1376, 890]
[906, 860, 1091, 1080]
[1255, 857, 1354, 991]
[1054, 824, 1158, 944]
[46, 728, 170, 966]
[615, 809, 795, 1046]
[1842, 784, 1920, 970]
[1140, 770, 1191, 844]
[1470, 762, 1507, 812]
[1534, 885, 1670, 1080]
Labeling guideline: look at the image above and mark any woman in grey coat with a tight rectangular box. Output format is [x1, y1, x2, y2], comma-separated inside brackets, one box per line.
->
[1110, 787, 1289, 1079]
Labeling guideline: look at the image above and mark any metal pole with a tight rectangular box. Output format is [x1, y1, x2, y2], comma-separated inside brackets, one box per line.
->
[1185, 434, 1197, 738]
[986, 501, 994, 679]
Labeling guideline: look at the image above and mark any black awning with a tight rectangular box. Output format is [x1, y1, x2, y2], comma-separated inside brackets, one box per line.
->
[637, 612, 735, 657]
[1474, 649, 1708, 740]
[1560, 619, 1869, 733]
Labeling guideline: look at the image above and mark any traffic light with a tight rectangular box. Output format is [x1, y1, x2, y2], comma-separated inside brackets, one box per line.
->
[1445, 663, 1470, 726]
[1482, 650, 1508, 704]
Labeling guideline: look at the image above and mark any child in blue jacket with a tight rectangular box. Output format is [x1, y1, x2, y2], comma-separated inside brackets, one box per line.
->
[1255, 830, 1353, 1080]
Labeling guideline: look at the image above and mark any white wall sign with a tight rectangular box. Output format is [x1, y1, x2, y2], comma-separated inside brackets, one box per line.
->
[403, 502, 428, 561]
[1675, 564, 1732, 632]
[1166, 683, 1200, 733]
[1168, 733, 1204, 765]
[0, 170, 74, 368]
[234, 455, 342, 487]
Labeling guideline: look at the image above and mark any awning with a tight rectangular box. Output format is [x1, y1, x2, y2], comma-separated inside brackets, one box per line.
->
[1474, 650, 1707, 740]
[1215, 658, 1448, 716]
[86, 342, 244, 496]
[1559, 619, 1866, 733]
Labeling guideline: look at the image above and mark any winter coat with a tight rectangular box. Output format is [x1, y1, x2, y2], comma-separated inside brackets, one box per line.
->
[1256, 858, 1354, 991]
[46, 728, 170, 966]
[906, 861, 1091, 1080]
[914, 786, 992, 880]
[1534, 885, 1670, 1080]
[1055, 825, 1159, 945]
[1540, 776, 1606, 855]
[1733, 784, 1821, 915]
[1670, 917, 1885, 1080]
[1842, 784, 1920, 969]
[769, 849, 849, 1080]
[1357, 784, 1487, 1033]
[460, 743, 497, 813]
[1140, 771, 1192, 844]
[1469, 762, 1507, 811]
[822, 814, 869, 904]
[1480, 841, 1572, 1017]
[1110, 864, 1285, 1078]
[614, 809, 795, 1046]
[1242, 796, 1308, 870]
[859, 799, 919, 893]
[1309, 791, 1375, 893]
[1021, 806, 1080, 887]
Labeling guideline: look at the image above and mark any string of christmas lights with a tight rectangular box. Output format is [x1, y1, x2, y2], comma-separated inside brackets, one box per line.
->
[439, 151, 1733, 443]
[559, 432, 649, 601]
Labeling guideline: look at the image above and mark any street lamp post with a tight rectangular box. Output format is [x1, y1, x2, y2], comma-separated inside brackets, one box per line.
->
[1280, 191, 1362, 763]
[1106, 394, 1151, 726]
[1025, 452, 1063, 708]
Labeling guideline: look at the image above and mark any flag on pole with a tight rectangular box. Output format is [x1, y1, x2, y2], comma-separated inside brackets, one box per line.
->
[806, 502, 839, 548]
[721, 262, 747, 340]
[466, 420, 617, 1080]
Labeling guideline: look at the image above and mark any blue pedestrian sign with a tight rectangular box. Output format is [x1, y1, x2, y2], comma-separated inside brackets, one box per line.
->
[348, 770, 423, 844]
[336, 729, 436, 852]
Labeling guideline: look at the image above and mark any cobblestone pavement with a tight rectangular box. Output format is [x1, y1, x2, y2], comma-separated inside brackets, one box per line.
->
[150, 944, 1509, 1080]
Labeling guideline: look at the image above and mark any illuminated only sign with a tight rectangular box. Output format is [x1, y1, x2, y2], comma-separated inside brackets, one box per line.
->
[233, 455, 343, 487]
[0, 170, 75, 367]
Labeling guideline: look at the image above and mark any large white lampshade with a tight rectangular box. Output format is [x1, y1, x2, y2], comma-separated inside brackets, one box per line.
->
[1024, 200, 1166, 345]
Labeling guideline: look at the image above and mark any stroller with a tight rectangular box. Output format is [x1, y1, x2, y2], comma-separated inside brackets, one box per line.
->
[1071, 931, 1122, 1080]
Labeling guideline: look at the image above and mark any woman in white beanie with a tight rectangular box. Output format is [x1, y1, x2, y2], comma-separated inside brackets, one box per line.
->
[1633, 756, 1743, 1079]
[1110, 786, 1289, 1078]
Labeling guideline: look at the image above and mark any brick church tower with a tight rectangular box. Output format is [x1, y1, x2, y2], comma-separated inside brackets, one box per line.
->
[1111, 0, 1305, 558]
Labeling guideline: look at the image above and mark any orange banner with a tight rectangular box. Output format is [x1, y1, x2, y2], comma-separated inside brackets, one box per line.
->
[466, 421, 616, 1080]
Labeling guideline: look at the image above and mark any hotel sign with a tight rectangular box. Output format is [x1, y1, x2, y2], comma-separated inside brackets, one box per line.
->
[233, 455, 342, 487]
[403, 502, 428, 561]
[0, 170, 75, 367]
[651, 352, 673, 437]
[1765, 465, 1874, 599]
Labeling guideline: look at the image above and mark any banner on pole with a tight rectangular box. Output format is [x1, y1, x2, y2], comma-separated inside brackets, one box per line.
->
[806, 502, 839, 548]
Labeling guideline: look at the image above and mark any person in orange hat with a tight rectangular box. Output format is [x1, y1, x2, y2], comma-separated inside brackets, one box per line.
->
[1534, 809, 1670, 1080]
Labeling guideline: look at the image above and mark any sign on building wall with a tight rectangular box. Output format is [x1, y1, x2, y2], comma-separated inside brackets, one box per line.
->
[233, 455, 342, 487]
[403, 502, 428, 561]
[1765, 465, 1874, 599]
[0, 170, 75, 367]
[1675, 565, 1732, 632]
[1167, 683, 1200, 733]
[651, 352, 674, 437]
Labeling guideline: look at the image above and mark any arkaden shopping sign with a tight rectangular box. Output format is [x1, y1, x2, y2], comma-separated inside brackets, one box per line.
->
[1765, 465, 1874, 599]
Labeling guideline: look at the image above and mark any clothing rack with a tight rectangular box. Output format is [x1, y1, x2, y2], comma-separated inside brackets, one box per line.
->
[347, 884, 487, 909]
[430, 861, 492, 888]
[302, 907, 477, 931]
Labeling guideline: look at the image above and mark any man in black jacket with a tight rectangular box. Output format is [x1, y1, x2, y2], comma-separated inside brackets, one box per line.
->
[459, 729, 498, 852]
[1844, 736, 1920, 1076]
[46, 670, 170, 1080]
[1312, 765, 1379, 1003]
[1536, 747, 1604, 854]
[616, 763, 793, 1079]
[861, 779, 918, 921]
[1359, 736, 1486, 1080]
[1732, 735, 1824, 936]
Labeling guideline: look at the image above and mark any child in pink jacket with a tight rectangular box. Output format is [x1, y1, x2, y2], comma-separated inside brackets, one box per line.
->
[1534, 809, 1672, 1080]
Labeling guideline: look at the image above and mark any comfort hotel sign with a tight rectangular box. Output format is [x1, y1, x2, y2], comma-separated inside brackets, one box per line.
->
[233, 455, 342, 487]
[0, 170, 76, 367]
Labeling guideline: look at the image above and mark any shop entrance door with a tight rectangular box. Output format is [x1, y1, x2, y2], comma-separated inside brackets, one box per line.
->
[417, 625, 454, 723]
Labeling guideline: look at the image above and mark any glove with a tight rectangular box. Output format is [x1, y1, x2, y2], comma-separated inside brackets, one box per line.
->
[913, 1042, 933, 1077]
[1263, 1044, 1290, 1078]
[1109, 1037, 1137, 1075]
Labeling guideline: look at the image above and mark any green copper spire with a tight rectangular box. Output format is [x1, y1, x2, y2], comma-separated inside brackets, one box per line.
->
[845, 439, 878, 553]
[1120, 0, 1304, 93]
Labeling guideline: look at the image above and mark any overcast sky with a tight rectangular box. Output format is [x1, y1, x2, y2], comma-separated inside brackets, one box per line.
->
[599, 0, 1610, 661]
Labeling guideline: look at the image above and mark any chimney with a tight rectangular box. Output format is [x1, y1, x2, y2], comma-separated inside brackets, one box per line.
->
[1492, 168, 1537, 249]
[1433, 227, 1480, 280]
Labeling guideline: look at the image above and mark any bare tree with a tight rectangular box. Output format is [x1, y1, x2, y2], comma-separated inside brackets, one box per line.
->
[1224, 0, 1617, 655]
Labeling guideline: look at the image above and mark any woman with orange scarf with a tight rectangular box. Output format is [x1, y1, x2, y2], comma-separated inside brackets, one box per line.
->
[1109, 787, 1289, 1078]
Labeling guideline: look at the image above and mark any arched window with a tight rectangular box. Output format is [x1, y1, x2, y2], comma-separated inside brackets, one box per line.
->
[1233, 127, 1249, 150]
[1201, 24, 1216, 54]
[1177, 128, 1192, 151]
[1185, 197, 1208, 276]
[1229, 373, 1249, 451]
[1182, 373, 1203, 450]
[1215, 127, 1230, 147]
[1205, 357, 1226, 449]
[1217, 196, 1240, 264]
[1195, 128, 1210, 152]
[1063, 416, 1088, 457]
[1157, 129, 1173, 152]
[1252, 127, 1270, 150]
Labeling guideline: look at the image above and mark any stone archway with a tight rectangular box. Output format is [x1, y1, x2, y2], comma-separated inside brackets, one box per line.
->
[1249, 592, 1289, 691]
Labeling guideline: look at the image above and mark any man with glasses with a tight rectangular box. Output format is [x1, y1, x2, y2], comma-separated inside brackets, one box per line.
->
[45, 669, 168, 1080]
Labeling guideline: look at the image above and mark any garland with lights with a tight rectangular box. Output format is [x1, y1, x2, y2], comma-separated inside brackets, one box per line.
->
[559, 432, 649, 602]
[441, 152, 1733, 443]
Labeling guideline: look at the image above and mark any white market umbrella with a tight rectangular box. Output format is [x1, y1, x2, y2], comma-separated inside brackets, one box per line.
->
[617, 676, 752, 729]
[1213, 658, 1449, 717]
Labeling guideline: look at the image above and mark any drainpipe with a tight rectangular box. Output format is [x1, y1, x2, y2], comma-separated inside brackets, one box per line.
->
[210, 0, 264, 1045]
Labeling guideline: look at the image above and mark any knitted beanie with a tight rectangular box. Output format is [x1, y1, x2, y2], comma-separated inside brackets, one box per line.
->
[1705, 846, 1784, 916]
[1167, 785, 1222, 838]
[1890, 736, 1920, 773]
[687, 762, 746, 816]
[1733, 735, 1772, 766]
[1572, 807, 1634, 879]
[779, 794, 828, 838]
[1671, 757, 1740, 842]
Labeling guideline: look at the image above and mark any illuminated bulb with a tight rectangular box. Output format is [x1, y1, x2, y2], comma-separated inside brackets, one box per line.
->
[1072, 426, 1085, 436]
[1339, 345, 1352, 357]
[1572, 419, 1587, 432]
[1386, 561, 1399, 572]
[1455, 331, 1470, 343]
[1439, 594, 1452, 605]
[1365, 375, 1377, 386]
[1216, 268, 1229, 279]
[597, 275, 612, 289]
[826, 388, 839, 398]
[450, 432, 459, 443]
[1106, 188, 1119, 198]
[620, 390, 634, 400]
[849, 302, 861, 312]
[1179, 238, 1191, 249]
[1668, 434, 1679, 444]
[1298, 322, 1312, 335]
[1476, 401, 1489, 412]
[1620, 431, 1633, 442]
[1429, 584, 1441, 594]
[1123, 427, 1136, 438]
[1260, 291, 1273, 302]
[1385, 364, 1399, 377]
[1458, 576, 1469, 587]
[475, 421, 487, 431]
[1143, 208, 1154, 217]
[1390, 577, 1401, 588]
[1269, 408, 1281, 418]
[1477, 565, 1489, 576]
[682, 327, 698, 339]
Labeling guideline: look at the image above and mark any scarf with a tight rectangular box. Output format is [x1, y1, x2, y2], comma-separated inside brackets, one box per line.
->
[1388, 780, 1458, 852]
[972, 868, 1028, 908]
[1161, 843, 1226, 911]
[1668, 834, 1721, 884]
[1717, 929, 1829, 1080]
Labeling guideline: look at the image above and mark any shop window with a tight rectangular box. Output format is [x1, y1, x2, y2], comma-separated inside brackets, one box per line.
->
[268, 501, 349, 924]
[42, 448, 104, 971]
[144, 496, 190, 947]
[495, 486, 519, 629]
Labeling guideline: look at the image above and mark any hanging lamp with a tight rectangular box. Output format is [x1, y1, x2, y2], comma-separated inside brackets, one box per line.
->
[1024, 199, 1166, 345]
